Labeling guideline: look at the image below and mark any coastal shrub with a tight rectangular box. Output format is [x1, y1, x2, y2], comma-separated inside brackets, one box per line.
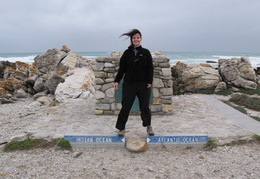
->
[240, 86, 260, 95]
[250, 116, 260, 122]
[195, 87, 215, 94]
[214, 89, 232, 96]
[57, 138, 72, 151]
[206, 139, 217, 149]
[3, 139, 57, 152]
[4, 140, 35, 152]
[229, 94, 260, 111]
[196, 87, 232, 96]
[252, 134, 260, 140]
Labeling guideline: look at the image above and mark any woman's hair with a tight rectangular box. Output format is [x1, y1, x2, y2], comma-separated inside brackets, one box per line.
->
[120, 29, 142, 40]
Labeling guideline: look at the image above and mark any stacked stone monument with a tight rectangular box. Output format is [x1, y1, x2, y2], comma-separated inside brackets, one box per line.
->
[94, 51, 173, 115]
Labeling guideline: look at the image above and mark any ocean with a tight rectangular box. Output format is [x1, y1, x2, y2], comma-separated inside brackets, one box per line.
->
[0, 51, 259, 69]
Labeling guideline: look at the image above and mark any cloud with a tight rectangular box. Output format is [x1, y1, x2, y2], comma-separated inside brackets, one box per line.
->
[0, 0, 260, 52]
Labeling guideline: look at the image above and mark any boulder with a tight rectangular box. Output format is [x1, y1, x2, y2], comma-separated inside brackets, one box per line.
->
[151, 51, 165, 58]
[14, 88, 28, 98]
[3, 61, 29, 81]
[0, 78, 25, 92]
[55, 67, 95, 102]
[0, 47, 91, 101]
[214, 82, 227, 92]
[111, 52, 122, 57]
[15, 61, 29, 75]
[4, 66, 16, 80]
[25, 75, 38, 86]
[45, 72, 65, 95]
[126, 137, 147, 152]
[29, 62, 37, 77]
[0, 61, 4, 78]
[255, 67, 260, 75]
[219, 57, 257, 89]
[0, 87, 10, 97]
[0, 61, 16, 79]
[60, 51, 77, 69]
[61, 45, 70, 53]
[2, 64, 29, 96]
[75, 56, 90, 68]
[172, 62, 221, 94]
[33, 77, 47, 93]
[34, 48, 67, 75]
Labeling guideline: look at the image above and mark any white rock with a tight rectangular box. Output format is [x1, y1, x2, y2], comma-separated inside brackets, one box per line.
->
[95, 91, 105, 99]
[162, 68, 171, 77]
[153, 78, 164, 88]
[52, 133, 64, 139]
[9, 133, 29, 142]
[105, 88, 115, 98]
[37, 96, 54, 105]
[27, 101, 42, 108]
[104, 63, 115, 67]
[55, 67, 95, 102]
[14, 88, 28, 98]
[61, 51, 77, 68]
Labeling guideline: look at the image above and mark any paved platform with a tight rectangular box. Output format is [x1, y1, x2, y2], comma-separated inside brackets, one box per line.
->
[24, 94, 259, 148]
[198, 95, 260, 136]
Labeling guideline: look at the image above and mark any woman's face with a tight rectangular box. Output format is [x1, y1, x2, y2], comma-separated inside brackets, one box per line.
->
[131, 33, 142, 48]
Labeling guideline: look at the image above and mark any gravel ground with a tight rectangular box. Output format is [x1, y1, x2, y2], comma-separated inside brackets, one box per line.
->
[0, 98, 260, 179]
[0, 144, 259, 179]
[0, 98, 49, 143]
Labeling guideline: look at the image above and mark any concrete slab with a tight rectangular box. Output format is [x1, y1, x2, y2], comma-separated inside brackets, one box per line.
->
[198, 95, 260, 135]
[21, 96, 257, 147]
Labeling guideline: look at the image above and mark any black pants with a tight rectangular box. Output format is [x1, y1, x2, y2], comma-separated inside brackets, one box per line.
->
[116, 82, 151, 130]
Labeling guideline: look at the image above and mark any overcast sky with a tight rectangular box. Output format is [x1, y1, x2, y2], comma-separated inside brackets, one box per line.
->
[0, 0, 260, 53]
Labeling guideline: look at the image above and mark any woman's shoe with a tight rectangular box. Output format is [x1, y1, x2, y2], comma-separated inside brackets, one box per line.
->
[118, 129, 125, 137]
[147, 126, 155, 136]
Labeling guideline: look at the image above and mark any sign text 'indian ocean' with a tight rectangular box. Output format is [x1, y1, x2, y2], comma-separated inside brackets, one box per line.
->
[147, 136, 208, 144]
[64, 136, 125, 144]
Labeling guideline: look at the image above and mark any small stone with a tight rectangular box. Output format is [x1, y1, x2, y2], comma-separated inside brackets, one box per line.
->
[126, 137, 147, 152]
[198, 156, 205, 159]
[64, 150, 70, 154]
[73, 152, 83, 158]
[147, 166, 155, 172]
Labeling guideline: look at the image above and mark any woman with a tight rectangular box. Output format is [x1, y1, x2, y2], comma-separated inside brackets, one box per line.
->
[114, 29, 154, 136]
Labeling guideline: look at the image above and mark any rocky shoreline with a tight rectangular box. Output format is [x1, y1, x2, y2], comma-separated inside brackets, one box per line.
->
[1, 47, 259, 105]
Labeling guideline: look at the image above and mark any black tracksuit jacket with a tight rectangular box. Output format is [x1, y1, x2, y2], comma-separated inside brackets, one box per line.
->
[114, 45, 153, 85]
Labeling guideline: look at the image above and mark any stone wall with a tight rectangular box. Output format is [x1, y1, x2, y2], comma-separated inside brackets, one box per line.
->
[94, 52, 173, 115]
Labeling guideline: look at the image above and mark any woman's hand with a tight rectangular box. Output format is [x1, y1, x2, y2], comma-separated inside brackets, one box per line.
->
[114, 82, 119, 90]
[147, 83, 152, 88]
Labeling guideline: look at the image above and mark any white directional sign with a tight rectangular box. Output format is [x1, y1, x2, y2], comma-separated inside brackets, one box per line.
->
[147, 136, 208, 144]
[64, 136, 125, 144]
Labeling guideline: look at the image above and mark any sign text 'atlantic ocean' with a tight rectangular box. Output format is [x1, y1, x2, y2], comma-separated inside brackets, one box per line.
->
[147, 136, 208, 144]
